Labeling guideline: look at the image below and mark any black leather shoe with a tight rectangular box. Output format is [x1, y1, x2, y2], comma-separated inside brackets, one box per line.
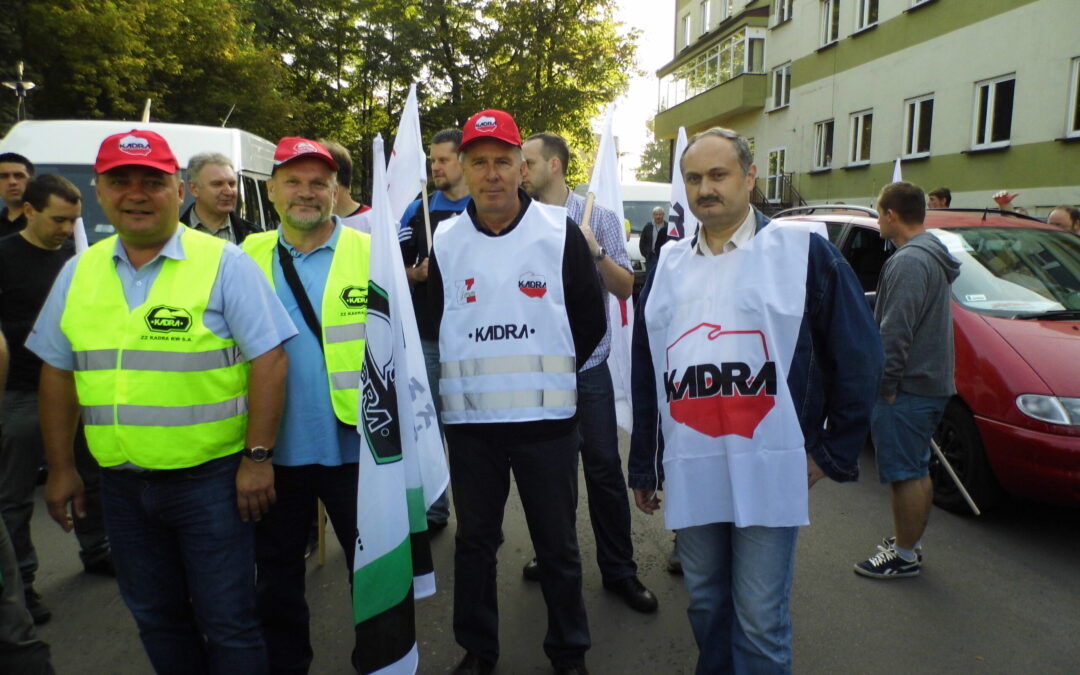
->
[522, 557, 540, 581]
[553, 664, 589, 675]
[603, 576, 658, 613]
[451, 652, 495, 675]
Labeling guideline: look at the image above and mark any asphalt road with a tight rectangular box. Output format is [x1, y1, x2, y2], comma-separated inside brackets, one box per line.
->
[30, 438, 1080, 674]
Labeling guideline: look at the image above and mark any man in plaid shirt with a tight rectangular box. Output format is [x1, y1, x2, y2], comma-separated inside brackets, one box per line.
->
[521, 132, 657, 614]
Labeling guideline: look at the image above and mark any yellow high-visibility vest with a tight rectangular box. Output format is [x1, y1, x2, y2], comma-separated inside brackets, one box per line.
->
[243, 226, 370, 424]
[61, 229, 249, 469]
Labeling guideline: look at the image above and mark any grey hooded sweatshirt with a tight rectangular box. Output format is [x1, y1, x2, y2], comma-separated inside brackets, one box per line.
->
[874, 230, 962, 398]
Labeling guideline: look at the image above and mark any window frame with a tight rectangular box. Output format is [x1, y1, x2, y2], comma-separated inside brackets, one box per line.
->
[766, 147, 787, 203]
[813, 119, 835, 170]
[775, 0, 794, 25]
[700, 0, 711, 35]
[972, 74, 1016, 150]
[903, 94, 935, 158]
[1068, 57, 1080, 139]
[849, 109, 873, 165]
[681, 13, 693, 49]
[821, 0, 840, 47]
[770, 62, 791, 110]
[855, 0, 879, 31]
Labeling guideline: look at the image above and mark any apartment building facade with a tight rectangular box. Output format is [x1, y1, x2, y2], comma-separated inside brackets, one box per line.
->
[654, 0, 1080, 215]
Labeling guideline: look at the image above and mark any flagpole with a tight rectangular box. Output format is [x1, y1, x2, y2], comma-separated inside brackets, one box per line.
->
[581, 192, 596, 232]
[420, 181, 433, 260]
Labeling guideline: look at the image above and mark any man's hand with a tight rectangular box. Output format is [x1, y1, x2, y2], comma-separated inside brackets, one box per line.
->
[633, 488, 661, 514]
[807, 454, 826, 489]
[884, 393, 897, 405]
[45, 466, 85, 532]
[993, 190, 1019, 211]
[236, 458, 275, 522]
[405, 258, 429, 285]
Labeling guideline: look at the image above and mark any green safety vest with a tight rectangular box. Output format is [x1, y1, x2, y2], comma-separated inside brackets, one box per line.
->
[243, 226, 370, 425]
[61, 229, 250, 469]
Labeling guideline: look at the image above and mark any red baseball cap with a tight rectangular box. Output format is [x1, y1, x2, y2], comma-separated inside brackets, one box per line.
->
[273, 137, 339, 172]
[459, 109, 522, 151]
[94, 129, 180, 174]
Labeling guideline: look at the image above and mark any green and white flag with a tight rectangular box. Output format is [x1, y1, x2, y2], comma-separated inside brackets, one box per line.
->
[352, 130, 449, 674]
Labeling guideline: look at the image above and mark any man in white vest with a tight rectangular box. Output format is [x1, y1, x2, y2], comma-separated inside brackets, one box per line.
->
[427, 109, 605, 675]
[629, 128, 882, 673]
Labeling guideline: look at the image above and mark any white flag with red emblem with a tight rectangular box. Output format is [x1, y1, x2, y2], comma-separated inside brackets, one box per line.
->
[587, 105, 634, 432]
[667, 127, 699, 242]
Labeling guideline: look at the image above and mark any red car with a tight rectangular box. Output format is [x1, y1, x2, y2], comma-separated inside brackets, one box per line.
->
[773, 206, 1080, 512]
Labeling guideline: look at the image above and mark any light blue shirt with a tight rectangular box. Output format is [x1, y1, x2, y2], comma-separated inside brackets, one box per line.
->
[270, 219, 361, 467]
[27, 226, 297, 370]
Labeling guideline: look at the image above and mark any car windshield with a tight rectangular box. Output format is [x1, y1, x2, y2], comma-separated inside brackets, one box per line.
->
[624, 200, 668, 234]
[930, 227, 1080, 318]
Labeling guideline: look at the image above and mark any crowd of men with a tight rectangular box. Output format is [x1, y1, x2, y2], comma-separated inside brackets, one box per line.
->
[0, 107, 1073, 675]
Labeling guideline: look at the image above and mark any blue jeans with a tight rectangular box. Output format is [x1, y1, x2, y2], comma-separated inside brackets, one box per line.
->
[422, 338, 450, 524]
[678, 523, 799, 675]
[576, 362, 635, 582]
[101, 454, 267, 675]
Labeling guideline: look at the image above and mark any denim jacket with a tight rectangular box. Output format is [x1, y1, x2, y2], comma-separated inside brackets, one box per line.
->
[628, 210, 883, 492]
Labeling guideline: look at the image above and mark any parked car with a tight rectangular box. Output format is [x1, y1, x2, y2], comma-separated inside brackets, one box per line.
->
[0, 120, 278, 243]
[773, 205, 1080, 512]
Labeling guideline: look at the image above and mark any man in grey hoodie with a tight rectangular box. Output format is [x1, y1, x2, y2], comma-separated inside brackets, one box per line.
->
[855, 181, 961, 579]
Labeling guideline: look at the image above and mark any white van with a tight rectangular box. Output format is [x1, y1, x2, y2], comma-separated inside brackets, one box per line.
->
[0, 120, 278, 243]
[621, 180, 671, 294]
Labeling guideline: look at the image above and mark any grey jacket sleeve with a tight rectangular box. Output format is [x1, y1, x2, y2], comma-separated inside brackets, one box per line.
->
[876, 254, 930, 398]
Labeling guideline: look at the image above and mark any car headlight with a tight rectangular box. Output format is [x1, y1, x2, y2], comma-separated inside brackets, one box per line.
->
[1015, 395, 1080, 426]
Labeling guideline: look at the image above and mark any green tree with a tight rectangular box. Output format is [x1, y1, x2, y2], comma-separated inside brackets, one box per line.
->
[636, 117, 672, 183]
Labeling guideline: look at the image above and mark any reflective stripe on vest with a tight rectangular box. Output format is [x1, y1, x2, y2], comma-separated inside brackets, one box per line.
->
[441, 388, 576, 414]
[243, 225, 371, 425]
[60, 229, 250, 469]
[440, 354, 576, 379]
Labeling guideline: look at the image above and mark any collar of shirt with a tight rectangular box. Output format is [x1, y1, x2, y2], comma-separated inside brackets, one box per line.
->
[465, 189, 532, 237]
[111, 224, 187, 268]
[695, 206, 756, 257]
[189, 206, 234, 239]
[277, 216, 343, 258]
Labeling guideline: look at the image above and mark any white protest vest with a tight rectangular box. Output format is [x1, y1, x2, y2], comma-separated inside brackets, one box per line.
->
[435, 201, 577, 423]
[645, 222, 814, 529]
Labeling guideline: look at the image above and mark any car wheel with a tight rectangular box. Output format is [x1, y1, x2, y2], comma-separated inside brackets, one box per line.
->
[931, 400, 1004, 514]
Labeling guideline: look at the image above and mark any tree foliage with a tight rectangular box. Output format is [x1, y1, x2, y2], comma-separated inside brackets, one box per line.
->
[636, 117, 672, 183]
[4, 0, 637, 199]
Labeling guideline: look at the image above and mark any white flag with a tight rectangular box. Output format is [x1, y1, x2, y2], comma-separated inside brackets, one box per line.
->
[587, 105, 634, 432]
[892, 157, 903, 183]
[351, 133, 449, 675]
[667, 127, 699, 242]
[73, 217, 88, 254]
[386, 84, 428, 222]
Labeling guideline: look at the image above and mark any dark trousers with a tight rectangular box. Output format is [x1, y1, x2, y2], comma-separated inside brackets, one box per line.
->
[0, 391, 109, 583]
[576, 362, 636, 583]
[0, 516, 52, 674]
[448, 424, 590, 669]
[101, 454, 267, 675]
[255, 463, 359, 675]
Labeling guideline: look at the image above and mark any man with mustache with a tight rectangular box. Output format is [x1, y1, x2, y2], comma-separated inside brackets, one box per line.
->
[629, 127, 881, 673]
[180, 153, 260, 244]
[242, 137, 372, 673]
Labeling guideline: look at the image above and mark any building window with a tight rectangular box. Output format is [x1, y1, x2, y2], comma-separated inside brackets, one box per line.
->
[767, 148, 787, 202]
[771, 62, 791, 110]
[856, 0, 879, 30]
[1068, 57, 1080, 138]
[682, 13, 692, 49]
[903, 95, 934, 157]
[720, 0, 734, 21]
[659, 28, 768, 111]
[849, 110, 873, 164]
[700, 1, 711, 34]
[814, 120, 835, 170]
[775, 0, 794, 24]
[747, 137, 756, 162]
[973, 75, 1015, 149]
[821, 0, 840, 46]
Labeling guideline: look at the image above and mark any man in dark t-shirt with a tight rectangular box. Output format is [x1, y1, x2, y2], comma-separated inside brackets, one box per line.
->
[0, 153, 34, 240]
[0, 175, 111, 626]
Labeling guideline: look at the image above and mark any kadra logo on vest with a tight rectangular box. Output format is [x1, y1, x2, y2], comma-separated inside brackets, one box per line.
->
[518, 272, 547, 299]
[145, 305, 192, 333]
[339, 285, 367, 309]
[663, 323, 777, 439]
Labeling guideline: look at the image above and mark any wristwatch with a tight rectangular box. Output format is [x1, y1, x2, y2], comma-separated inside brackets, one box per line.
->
[593, 246, 607, 262]
[242, 446, 274, 462]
